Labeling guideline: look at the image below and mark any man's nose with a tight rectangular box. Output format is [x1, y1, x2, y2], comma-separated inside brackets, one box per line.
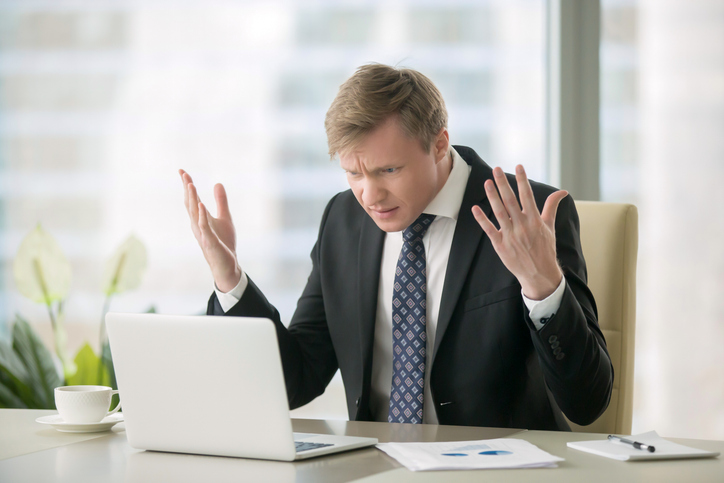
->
[361, 179, 385, 206]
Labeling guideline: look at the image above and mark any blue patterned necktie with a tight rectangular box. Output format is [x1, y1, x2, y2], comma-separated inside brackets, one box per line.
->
[388, 213, 436, 424]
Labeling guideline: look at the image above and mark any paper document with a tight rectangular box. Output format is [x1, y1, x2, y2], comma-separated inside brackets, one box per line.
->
[567, 430, 720, 461]
[376, 438, 563, 471]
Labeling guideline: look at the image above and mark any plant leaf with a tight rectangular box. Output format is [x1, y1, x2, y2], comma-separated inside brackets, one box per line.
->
[101, 341, 117, 390]
[66, 343, 110, 386]
[51, 312, 77, 380]
[13, 225, 72, 304]
[100, 342, 119, 409]
[0, 378, 28, 408]
[102, 235, 147, 296]
[12, 315, 63, 408]
[0, 339, 33, 408]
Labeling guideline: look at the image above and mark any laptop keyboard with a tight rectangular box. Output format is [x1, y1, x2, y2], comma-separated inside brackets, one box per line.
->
[295, 441, 334, 453]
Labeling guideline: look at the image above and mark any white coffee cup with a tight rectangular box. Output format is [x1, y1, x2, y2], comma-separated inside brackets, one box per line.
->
[54, 385, 122, 424]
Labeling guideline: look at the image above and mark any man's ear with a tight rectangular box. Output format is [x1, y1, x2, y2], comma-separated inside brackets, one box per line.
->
[433, 128, 450, 164]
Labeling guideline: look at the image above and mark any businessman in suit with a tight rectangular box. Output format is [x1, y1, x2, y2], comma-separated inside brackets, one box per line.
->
[181, 64, 613, 430]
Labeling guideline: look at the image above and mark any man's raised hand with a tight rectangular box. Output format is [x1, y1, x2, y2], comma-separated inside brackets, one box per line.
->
[471, 165, 568, 301]
[180, 169, 241, 292]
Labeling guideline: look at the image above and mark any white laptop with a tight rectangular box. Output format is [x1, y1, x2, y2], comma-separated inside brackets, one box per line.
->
[105, 312, 378, 461]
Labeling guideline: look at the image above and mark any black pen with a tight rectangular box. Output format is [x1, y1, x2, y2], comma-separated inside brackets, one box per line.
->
[608, 435, 656, 453]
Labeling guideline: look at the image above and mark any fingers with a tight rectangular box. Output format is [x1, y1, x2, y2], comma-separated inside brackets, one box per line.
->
[540, 190, 569, 228]
[484, 178, 512, 232]
[472, 205, 502, 245]
[187, 182, 202, 238]
[198, 200, 240, 291]
[480, 165, 567, 236]
[180, 169, 203, 212]
[514, 165, 538, 214]
[214, 183, 231, 220]
[492, 167, 522, 222]
[180, 170, 190, 210]
[197, 202, 216, 245]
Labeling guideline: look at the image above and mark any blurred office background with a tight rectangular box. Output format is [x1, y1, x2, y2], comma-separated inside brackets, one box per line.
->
[0, 0, 722, 439]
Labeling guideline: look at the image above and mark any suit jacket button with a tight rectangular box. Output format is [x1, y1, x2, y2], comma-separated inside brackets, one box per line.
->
[551, 340, 560, 349]
[556, 352, 565, 360]
[553, 347, 562, 355]
[548, 335, 558, 344]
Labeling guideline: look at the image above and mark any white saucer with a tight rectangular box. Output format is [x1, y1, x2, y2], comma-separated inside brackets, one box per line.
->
[36, 413, 124, 433]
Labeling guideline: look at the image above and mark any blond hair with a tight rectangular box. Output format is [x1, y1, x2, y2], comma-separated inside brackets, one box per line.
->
[325, 64, 448, 157]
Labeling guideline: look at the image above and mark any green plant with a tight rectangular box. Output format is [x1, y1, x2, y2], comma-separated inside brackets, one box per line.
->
[0, 225, 148, 409]
[0, 315, 62, 408]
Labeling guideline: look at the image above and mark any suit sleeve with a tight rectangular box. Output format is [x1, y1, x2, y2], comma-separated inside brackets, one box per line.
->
[206, 196, 340, 410]
[525, 194, 614, 426]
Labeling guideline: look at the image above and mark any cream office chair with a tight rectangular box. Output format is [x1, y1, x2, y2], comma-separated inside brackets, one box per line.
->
[565, 201, 638, 435]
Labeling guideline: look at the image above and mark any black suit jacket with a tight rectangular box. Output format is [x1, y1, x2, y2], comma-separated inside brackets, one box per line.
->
[209, 146, 613, 431]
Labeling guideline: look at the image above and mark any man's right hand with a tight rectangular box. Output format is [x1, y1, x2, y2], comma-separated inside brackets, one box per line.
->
[180, 169, 241, 293]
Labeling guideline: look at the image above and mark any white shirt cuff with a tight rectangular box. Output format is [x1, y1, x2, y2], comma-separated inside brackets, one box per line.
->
[522, 276, 566, 331]
[214, 271, 249, 313]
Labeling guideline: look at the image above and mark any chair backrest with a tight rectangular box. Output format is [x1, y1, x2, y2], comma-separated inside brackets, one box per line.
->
[567, 201, 638, 434]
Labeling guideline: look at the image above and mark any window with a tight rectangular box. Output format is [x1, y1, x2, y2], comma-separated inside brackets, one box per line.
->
[600, 0, 724, 439]
[0, 0, 546, 419]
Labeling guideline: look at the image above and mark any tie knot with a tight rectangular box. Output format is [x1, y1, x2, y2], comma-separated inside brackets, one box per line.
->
[402, 213, 436, 244]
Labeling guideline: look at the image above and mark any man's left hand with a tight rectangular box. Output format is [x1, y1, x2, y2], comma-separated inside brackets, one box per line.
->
[472, 165, 568, 301]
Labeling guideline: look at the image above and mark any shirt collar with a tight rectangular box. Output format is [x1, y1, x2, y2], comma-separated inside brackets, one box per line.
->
[423, 147, 471, 221]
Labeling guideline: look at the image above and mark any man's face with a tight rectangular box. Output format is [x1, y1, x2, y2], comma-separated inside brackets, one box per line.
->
[339, 117, 448, 233]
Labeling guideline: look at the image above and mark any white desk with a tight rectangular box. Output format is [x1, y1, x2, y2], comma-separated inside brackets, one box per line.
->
[1, 409, 723, 482]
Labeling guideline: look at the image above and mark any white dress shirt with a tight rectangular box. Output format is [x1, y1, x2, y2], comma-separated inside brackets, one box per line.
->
[216, 147, 566, 424]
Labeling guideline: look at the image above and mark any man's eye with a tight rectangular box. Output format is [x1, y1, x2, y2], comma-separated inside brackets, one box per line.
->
[383, 168, 396, 174]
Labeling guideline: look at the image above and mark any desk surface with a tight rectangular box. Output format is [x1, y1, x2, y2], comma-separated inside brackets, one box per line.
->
[1, 409, 722, 482]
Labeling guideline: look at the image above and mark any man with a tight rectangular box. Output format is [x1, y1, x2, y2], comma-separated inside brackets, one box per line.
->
[181, 64, 613, 430]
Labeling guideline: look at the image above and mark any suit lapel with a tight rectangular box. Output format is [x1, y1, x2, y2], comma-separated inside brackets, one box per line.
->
[432, 147, 494, 366]
[357, 213, 385, 401]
